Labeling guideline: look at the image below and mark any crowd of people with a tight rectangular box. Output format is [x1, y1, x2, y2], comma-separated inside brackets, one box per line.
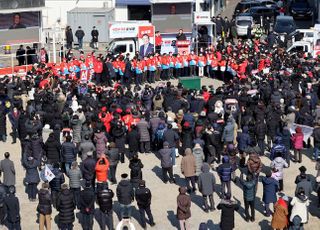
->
[1, 17, 320, 230]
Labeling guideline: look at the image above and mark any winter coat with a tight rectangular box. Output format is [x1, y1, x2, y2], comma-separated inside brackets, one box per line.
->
[271, 199, 288, 229]
[217, 199, 239, 230]
[137, 119, 150, 142]
[37, 188, 52, 215]
[24, 158, 40, 184]
[291, 128, 304, 150]
[94, 132, 108, 155]
[181, 148, 196, 177]
[198, 163, 215, 196]
[57, 189, 75, 224]
[247, 153, 262, 175]
[97, 188, 114, 213]
[116, 179, 134, 205]
[129, 158, 143, 183]
[217, 156, 233, 182]
[81, 157, 96, 181]
[313, 126, 320, 148]
[31, 138, 44, 161]
[78, 140, 96, 160]
[135, 186, 152, 208]
[237, 126, 251, 151]
[95, 157, 109, 182]
[262, 176, 279, 203]
[67, 167, 82, 189]
[270, 137, 287, 160]
[49, 168, 65, 191]
[61, 142, 77, 163]
[255, 122, 266, 140]
[159, 146, 173, 168]
[111, 125, 126, 153]
[181, 126, 194, 153]
[222, 120, 235, 143]
[44, 135, 61, 164]
[290, 195, 309, 223]
[295, 179, 312, 197]
[240, 177, 256, 201]
[126, 128, 140, 153]
[176, 187, 191, 220]
[0, 158, 15, 186]
[106, 148, 120, 166]
[192, 146, 204, 176]
[4, 194, 20, 223]
[163, 129, 179, 148]
[70, 117, 82, 143]
[80, 187, 95, 214]
[270, 157, 288, 180]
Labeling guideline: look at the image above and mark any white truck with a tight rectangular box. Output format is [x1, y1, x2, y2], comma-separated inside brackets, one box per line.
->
[107, 21, 155, 58]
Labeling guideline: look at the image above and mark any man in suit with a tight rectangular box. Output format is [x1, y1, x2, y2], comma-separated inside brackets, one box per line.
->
[139, 34, 154, 59]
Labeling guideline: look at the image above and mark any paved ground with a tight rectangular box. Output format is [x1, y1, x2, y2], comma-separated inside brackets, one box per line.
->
[0, 77, 320, 230]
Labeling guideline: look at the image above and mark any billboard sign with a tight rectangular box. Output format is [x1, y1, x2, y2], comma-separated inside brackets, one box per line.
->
[138, 25, 155, 56]
[0, 0, 45, 10]
[0, 11, 41, 45]
[109, 24, 139, 39]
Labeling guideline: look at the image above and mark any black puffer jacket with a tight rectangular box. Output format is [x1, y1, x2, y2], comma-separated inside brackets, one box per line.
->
[116, 179, 134, 205]
[61, 142, 76, 163]
[135, 186, 152, 208]
[97, 188, 114, 212]
[80, 188, 95, 214]
[81, 156, 96, 181]
[49, 168, 65, 191]
[45, 135, 61, 164]
[38, 188, 52, 215]
[57, 189, 75, 224]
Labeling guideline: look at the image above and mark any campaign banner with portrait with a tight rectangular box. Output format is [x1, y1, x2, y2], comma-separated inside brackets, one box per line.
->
[0, 11, 41, 45]
[138, 25, 155, 58]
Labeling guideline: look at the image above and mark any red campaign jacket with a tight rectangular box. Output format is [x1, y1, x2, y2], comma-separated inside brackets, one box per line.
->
[238, 61, 247, 74]
[215, 51, 222, 61]
[122, 114, 133, 131]
[85, 57, 94, 68]
[94, 61, 103, 73]
[211, 59, 218, 68]
[198, 56, 206, 64]
[119, 61, 125, 73]
[227, 46, 232, 55]
[99, 112, 113, 133]
[155, 35, 162, 46]
[161, 56, 170, 65]
[188, 54, 198, 62]
[203, 91, 210, 102]
[258, 59, 265, 71]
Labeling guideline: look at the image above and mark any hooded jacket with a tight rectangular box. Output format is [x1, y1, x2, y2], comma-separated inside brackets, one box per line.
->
[262, 176, 279, 203]
[222, 120, 235, 143]
[290, 194, 309, 223]
[116, 179, 134, 205]
[57, 189, 75, 224]
[181, 148, 196, 177]
[237, 126, 251, 151]
[159, 145, 173, 168]
[44, 135, 61, 163]
[270, 157, 288, 180]
[198, 163, 215, 196]
[95, 157, 109, 182]
[97, 187, 114, 213]
[247, 153, 262, 175]
[94, 132, 108, 155]
[217, 156, 233, 182]
[176, 187, 191, 220]
[291, 127, 304, 150]
[240, 176, 256, 201]
[192, 146, 204, 176]
[38, 188, 52, 215]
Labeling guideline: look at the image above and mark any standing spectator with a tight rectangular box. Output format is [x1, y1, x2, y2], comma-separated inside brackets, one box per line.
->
[4, 186, 21, 230]
[44, 133, 61, 165]
[61, 135, 77, 174]
[271, 197, 288, 230]
[57, 184, 75, 230]
[94, 129, 108, 158]
[65, 26, 73, 50]
[155, 31, 162, 54]
[95, 156, 109, 191]
[217, 155, 233, 198]
[38, 183, 52, 230]
[96, 182, 114, 230]
[106, 142, 120, 184]
[80, 182, 95, 230]
[192, 144, 204, 179]
[116, 173, 134, 220]
[261, 170, 279, 217]
[214, 15, 224, 38]
[68, 161, 82, 209]
[291, 127, 304, 163]
[270, 151, 288, 192]
[247, 150, 262, 191]
[16, 45, 25, 66]
[135, 180, 156, 229]
[91, 26, 99, 49]
[295, 173, 312, 198]
[217, 194, 239, 230]
[129, 154, 144, 188]
[49, 163, 65, 209]
[163, 124, 180, 166]
[290, 187, 309, 228]
[0, 152, 16, 191]
[126, 125, 140, 159]
[8, 107, 20, 144]
[223, 17, 230, 39]
[78, 134, 96, 161]
[312, 121, 320, 161]
[239, 172, 256, 222]
[176, 187, 191, 230]
[159, 141, 175, 183]
[75, 26, 85, 49]
[81, 151, 96, 187]
[181, 148, 197, 193]
[137, 117, 151, 154]
[198, 163, 216, 212]
[23, 156, 40, 201]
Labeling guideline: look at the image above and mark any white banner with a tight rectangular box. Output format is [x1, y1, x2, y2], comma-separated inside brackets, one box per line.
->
[289, 123, 314, 143]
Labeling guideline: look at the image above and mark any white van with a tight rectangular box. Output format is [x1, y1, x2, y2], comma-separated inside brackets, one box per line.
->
[236, 15, 254, 37]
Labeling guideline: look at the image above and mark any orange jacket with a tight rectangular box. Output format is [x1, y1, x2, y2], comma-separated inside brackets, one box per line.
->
[95, 156, 109, 182]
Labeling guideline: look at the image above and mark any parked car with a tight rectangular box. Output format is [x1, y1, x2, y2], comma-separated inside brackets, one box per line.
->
[234, 1, 262, 17]
[289, 0, 313, 20]
[247, 6, 277, 23]
[236, 14, 254, 37]
[274, 16, 296, 34]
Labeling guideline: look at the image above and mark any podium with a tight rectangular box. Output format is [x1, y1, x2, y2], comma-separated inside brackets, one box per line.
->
[179, 76, 201, 90]
[176, 40, 190, 54]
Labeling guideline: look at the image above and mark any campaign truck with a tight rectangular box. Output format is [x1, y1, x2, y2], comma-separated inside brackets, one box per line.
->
[107, 21, 155, 58]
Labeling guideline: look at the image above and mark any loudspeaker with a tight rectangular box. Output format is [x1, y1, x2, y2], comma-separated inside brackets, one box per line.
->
[0, 0, 45, 9]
